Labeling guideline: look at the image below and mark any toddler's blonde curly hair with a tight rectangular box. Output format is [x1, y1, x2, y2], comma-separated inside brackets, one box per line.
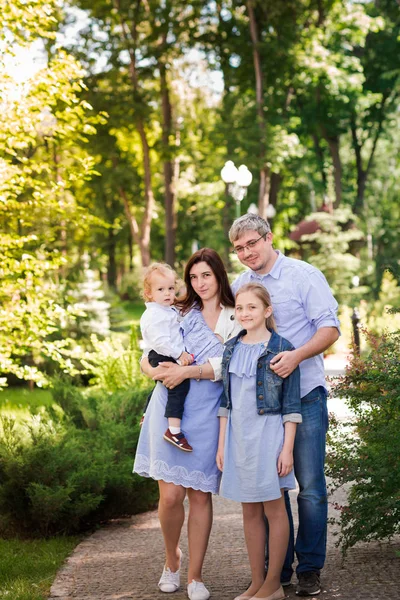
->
[142, 263, 179, 302]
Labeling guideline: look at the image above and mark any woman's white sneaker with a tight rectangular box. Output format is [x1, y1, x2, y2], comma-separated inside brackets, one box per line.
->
[187, 580, 210, 600]
[158, 550, 182, 593]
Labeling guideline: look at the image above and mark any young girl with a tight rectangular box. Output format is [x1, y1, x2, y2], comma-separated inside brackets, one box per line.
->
[216, 283, 302, 600]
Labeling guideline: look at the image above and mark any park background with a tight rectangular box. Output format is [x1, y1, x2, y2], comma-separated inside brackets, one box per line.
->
[0, 1, 399, 599]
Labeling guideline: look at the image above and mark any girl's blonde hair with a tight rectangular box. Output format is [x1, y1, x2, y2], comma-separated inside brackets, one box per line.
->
[235, 282, 277, 331]
[142, 262, 178, 302]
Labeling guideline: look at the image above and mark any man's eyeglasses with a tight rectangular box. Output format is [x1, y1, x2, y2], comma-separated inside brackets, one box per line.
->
[233, 233, 268, 255]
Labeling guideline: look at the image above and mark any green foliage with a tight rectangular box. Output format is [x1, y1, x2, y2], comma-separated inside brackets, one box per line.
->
[326, 330, 400, 552]
[0, 0, 107, 386]
[0, 0, 58, 44]
[296, 207, 365, 304]
[76, 327, 145, 392]
[118, 271, 144, 302]
[359, 270, 400, 335]
[1, 0, 399, 389]
[0, 536, 78, 600]
[0, 377, 156, 537]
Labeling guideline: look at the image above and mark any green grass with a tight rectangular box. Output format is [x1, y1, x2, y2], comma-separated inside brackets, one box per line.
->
[0, 537, 79, 600]
[0, 387, 53, 422]
[119, 300, 144, 324]
[0, 387, 53, 410]
[109, 300, 144, 336]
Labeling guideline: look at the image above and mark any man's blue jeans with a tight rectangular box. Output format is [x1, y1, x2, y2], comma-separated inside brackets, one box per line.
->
[265, 386, 329, 579]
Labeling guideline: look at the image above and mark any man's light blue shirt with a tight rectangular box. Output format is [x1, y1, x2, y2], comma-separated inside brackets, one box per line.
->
[232, 250, 340, 398]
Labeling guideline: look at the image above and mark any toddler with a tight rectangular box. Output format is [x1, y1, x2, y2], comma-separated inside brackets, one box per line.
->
[140, 263, 194, 452]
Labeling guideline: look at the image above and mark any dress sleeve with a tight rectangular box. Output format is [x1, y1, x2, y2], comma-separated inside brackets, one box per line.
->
[181, 309, 224, 364]
[281, 363, 302, 423]
[208, 357, 222, 381]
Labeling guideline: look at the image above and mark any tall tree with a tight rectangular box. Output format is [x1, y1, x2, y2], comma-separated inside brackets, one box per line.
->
[0, 1, 103, 385]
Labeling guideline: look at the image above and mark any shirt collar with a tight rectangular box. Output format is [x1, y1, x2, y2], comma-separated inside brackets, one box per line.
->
[249, 250, 285, 281]
[145, 302, 175, 311]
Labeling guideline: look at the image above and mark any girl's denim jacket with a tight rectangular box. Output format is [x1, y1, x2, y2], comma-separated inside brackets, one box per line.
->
[218, 329, 302, 424]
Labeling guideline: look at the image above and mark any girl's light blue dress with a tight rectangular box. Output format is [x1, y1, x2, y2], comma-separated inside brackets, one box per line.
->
[133, 309, 224, 494]
[220, 341, 296, 503]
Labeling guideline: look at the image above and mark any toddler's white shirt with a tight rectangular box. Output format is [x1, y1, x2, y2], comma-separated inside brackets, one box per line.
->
[140, 302, 185, 360]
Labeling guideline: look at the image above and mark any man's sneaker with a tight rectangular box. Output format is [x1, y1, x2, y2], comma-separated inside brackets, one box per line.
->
[164, 428, 193, 452]
[296, 572, 321, 596]
[158, 549, 182, 593]
[187, 580, 210, 600]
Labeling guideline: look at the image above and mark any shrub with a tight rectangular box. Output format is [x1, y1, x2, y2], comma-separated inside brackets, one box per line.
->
[326, 330, 400, 553]
[0, 379, 157, 537]
[77, 328, 144, 392]
[118, 270, 143, 302]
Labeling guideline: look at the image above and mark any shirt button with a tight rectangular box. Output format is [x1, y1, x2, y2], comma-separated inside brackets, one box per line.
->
[257, 381, 262, 386]
[258, 394, 263, 400]
[257, 363, 262, 368]
[259, 409, 265, 415]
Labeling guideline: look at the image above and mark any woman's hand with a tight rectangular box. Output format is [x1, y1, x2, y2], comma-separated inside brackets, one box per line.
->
[153, 363, 187, 388]
[277, 448, 294, 477]
[149, 364, 172, 380]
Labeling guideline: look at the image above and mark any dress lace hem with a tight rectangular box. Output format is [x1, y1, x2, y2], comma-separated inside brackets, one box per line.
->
[133, 454, 220, 494]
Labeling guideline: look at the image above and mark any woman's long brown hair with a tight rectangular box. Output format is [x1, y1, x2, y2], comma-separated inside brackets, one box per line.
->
[176, 248, 235, 315]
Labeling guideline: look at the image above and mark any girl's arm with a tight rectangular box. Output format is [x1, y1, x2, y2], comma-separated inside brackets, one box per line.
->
[277, 422, 297, 477]
[216, 416, 228, 472]
[153, 361, 216, 388]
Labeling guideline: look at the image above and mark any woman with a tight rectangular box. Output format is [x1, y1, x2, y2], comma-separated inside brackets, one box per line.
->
[133, 248, 241, 600]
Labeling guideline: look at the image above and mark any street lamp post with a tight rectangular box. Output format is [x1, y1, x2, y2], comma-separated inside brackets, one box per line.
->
[351, 275, 361, 355]
[221, 160, 253, 218]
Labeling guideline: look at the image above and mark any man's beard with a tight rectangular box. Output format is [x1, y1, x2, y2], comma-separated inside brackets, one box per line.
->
[250, 258, 266, 272]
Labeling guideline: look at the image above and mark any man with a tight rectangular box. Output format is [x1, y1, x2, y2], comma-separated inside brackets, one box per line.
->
[230, 214, 340, 597]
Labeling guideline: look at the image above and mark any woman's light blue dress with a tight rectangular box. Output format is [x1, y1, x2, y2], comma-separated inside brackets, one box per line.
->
[133, 309, 224, 494]
[220, 341, 296, 503]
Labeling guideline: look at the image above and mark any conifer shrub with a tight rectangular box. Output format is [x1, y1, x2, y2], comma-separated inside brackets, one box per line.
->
[326, 330, 400, 552]
[0, 380, 157, 537]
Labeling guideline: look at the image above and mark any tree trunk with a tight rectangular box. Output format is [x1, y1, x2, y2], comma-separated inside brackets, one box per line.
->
[312, 132, 327, 192]
[119, 185, 151, 266]
[223, 184, 233, 267]
[128, 228, 133, 271]
[113, 0, 154, 268]
[269, 172, 282, 211]
[258, 166, 271, 220]
[351, 93, 389, 214]
[217, 1, 235, 266]
[325, 135, 342, 208]
[107, 228, 117, 289]
[247, 1, 271, 217]
[159, 58, 176, 266]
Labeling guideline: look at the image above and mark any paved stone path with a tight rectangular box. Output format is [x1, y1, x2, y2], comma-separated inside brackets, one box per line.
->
[49, 358, 400, 600]
[49, 490, 399, 600]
